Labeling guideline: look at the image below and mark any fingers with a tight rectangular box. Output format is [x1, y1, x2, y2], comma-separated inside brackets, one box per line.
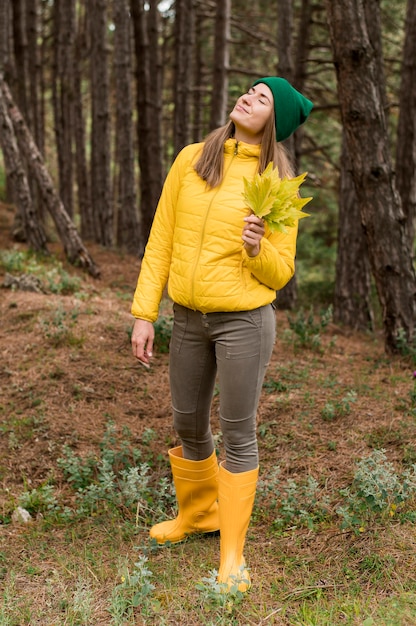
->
[242, 223, 264, 239]
[131, 319, 154, 366]
[242, 215, 264, 257]
[242, 217, 264, 240]
[244, 214, 264, 225]
[243, 214, 265, 231]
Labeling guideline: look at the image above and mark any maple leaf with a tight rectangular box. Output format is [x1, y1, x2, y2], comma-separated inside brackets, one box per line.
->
[242, 163, 312, 233]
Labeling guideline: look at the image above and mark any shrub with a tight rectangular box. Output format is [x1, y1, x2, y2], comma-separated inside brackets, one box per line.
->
[337, 449, 416, 530]
[286, 305, 333, 351]
[56, 421, 175, 521]
[153, 315, 173, 353]
[256, 467, 330, 531]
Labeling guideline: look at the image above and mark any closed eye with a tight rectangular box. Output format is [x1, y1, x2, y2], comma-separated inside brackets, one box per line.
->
[247, 86, 270, 105]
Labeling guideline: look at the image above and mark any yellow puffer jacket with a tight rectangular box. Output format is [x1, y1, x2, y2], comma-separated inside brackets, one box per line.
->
[131, 138, 298, 322]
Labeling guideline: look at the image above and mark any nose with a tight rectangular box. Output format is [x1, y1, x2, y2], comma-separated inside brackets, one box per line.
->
[240, 93, 252, 108]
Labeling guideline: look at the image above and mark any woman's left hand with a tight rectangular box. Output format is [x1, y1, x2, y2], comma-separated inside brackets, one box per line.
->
[242, 214, 265, 257]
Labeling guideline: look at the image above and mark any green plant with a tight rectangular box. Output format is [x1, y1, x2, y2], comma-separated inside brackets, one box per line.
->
[43, 264, 82, 295]
[0, 552, 7, 580]
[141, 427, 157, 446]
[263, 378, 288, 393]
[256, 467, 330, 531]
[153, 314, 173, 353]
[57, 421, 175, 522]
[0, 248, 29, 272]
[0, 572, 23, 625]
[403, 443, 416, 466]
[65, 579, 94, 624]
[196, 568, 246, 622]
[18, 484, 60, 516]
[0, 414, 46, 449]
[60, 456, 152, 519]
[321, 390, 357, 421]
[257, 421, 279, 450]
[286, 305, 333, 351]
[39, 304, 82, 347]
[109, 555, 157, 623]
[0, 167, 6, 200]
[0, 249, 82, 295]
[337, 449, 416, 530]
[57, 446, 97, 491]
[395, 328, 416, 365]
[410, 372, 416, 408]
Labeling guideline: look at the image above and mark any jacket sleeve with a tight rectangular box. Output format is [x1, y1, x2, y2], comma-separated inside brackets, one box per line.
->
[131, 151, 185, 322]
[241, 223, 298, 291]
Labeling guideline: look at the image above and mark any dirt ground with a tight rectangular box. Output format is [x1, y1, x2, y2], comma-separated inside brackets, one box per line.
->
[2, 203, 416, 624]
[1, 200, 414, 512]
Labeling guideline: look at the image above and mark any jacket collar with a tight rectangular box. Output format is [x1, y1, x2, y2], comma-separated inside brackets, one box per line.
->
[224, 138, 261, 158]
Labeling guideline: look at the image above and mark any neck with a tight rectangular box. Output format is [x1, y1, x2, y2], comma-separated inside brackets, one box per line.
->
[234, 129, 263, 145]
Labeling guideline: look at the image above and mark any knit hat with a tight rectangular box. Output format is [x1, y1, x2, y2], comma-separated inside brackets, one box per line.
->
[252, 77, 313, 142]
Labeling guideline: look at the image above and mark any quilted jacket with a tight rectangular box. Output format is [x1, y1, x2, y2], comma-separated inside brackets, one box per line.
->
[131, 138, 298, 322]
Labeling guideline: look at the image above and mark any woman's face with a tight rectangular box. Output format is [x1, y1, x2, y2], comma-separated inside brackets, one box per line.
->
[229, 83, 274, 143]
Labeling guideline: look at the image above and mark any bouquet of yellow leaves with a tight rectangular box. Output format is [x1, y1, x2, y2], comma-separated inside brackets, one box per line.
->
[242, 162, 312, 233]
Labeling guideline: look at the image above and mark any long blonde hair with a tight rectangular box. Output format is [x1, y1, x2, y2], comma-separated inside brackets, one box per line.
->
[194, 114, 294, 188]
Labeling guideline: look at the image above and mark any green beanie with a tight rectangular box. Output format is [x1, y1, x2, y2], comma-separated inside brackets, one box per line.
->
[252, 77, 313, 142]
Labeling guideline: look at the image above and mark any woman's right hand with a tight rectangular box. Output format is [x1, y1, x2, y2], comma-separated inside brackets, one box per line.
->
[131, 318, 154, 368]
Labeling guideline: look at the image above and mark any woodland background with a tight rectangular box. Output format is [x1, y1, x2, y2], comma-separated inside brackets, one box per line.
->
[1, 2, 416, 624]
[0, 0, 416, 350]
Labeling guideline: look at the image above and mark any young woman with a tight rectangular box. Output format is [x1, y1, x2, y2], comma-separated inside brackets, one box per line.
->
[131, 77, 313, 592]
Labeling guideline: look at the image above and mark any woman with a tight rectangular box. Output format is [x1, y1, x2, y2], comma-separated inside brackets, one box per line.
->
[131, 77, 313, 592]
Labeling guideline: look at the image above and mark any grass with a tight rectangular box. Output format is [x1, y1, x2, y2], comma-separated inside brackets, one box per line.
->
[2, 522, 416, 624]
[1, 245, 416, 624]
[0, 248, 82, 295]
[2, 426, 416, 624]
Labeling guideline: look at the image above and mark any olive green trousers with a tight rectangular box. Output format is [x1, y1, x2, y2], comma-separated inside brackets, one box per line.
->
[169, 303, 275, 473]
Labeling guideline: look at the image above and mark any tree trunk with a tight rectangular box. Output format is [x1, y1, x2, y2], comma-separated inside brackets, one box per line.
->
[275, 0, 296, 310]
[292, 0, 313, 168]
[89, 0, 112, 247]
[0, 0, 13, 205]
[275, 0, 312, 310]
[38, 1, 49, 165]
[147, 1, 164, 226]
[333, 0, 382, 330]
[10, 0, 28, 117]
[395, 0, 416, 243]
[209, 0, 230, 130]
[52, 0, 75, 217]
[0, 74, 47, 251]
[192, 6, 206, 143]
[173, 0, 194, 155]
[26, 0, 41, 146]
[74, 0, 93, 241]
[113, 0, 139, 253]
[1, 77, 100, 277]
[333, 137, 374, 330]
[325, 0, 416, 351]
[0, 0, 11, 77]
[130, 0, 163, 252]
[277, 0, 294, 76]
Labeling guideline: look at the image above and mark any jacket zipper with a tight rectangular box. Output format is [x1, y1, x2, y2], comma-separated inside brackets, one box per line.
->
[190, 142, 239, 308]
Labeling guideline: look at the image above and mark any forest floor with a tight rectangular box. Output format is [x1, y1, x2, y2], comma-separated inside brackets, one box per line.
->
[1, 201, 416, 625]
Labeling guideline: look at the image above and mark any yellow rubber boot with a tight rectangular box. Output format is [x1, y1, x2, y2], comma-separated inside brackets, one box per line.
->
[149, 446, 219, 545]
[217, 462, 259, 593]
